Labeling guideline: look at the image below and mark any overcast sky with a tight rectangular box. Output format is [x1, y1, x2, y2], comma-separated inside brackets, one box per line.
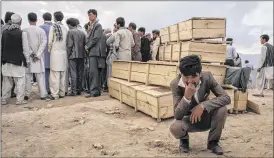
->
[1, 1, 273, 55]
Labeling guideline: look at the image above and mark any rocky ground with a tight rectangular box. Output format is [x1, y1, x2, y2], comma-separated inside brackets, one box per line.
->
[1, 88, 273, 157]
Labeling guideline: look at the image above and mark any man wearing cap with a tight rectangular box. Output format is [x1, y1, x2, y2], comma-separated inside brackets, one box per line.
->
[169, 55, 231, 155]
[151, 29, 161, 60]
[1, 14, 30, 105]
[224, 38, 237, 66]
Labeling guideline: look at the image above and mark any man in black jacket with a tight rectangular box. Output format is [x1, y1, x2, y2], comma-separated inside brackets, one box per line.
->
[138, 27, 151, 62]
[85, 9, 105, 98]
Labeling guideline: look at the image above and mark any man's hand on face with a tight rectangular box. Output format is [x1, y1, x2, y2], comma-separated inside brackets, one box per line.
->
[190, 104, 204, 124]
[184, 82, 196, 100]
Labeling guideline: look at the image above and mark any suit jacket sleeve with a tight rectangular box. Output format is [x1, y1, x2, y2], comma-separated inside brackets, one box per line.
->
[85, 24, 102, 50]
[202, 72, 231, 112]
[66, 31, 73, 57]
[106, 34, 115, 46]
[133, 34, 141, 53]
[170, 77, 191, 120]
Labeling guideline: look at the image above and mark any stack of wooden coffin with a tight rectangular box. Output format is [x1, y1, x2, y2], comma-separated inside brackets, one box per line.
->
[108, 17, 247, 122]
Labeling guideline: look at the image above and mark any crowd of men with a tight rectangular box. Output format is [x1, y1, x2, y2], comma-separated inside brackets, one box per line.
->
[1, 9, 161, 105]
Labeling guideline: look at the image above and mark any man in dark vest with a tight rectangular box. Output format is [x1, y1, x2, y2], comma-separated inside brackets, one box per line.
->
[1, 14, 30, 105]
[85, 9, 105, 98]
[253, 34, 274, 97]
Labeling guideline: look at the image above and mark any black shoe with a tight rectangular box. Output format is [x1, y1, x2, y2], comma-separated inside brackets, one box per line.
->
[85, 93, 100, 98]
[179, 139, 189, 153]
[207, 141, 223, 155]
[77, 92, 81, 95]
[67, 93, 77, 96]
[59, 95, 65, 98]
[11, 93, 16, 98]
[103, 89, 108, 92]
[24, 96, 29, 100]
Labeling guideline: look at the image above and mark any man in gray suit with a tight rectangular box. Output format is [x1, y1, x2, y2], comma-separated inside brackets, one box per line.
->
[85, 9, 104, 98]
[169, 55, 231, 155]
[66, 18, 86, 96]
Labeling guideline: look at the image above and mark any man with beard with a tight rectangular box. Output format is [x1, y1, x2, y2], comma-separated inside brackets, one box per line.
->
[23, 12, 48, 100]
[40, 12, 53, 95]
[85, 9, 104, 98]
[48, 11, 68, 100]
[114, 17, 135, 61]
[151, 29, 161, 60]
[66, 18, 86, 96]
[128, 22, 141, 61]
[1, 14, 30, 105]
[138, 27, 151, 62]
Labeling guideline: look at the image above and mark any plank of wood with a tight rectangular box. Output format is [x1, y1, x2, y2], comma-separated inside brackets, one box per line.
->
[112, 61, 130, 71]
[202, 64, 227, 76]
[130, 72, 146, 83]
[148, 74, 176, 87]
[136, 100, 174, 119]
[178, 20, 192, 31]
[180, 51, 226, 63]
[193, 28, 226, 39]
[159, 46, 165, 60]
[170, 33, 179, 42]
[169, 24, 178, 33]
[189, 41, 226, 54]
[247, 100, 261, 114]
[179, 30, 192, 41]
[234, 91, 248, 101]
[192, 19, 226, 29]
[172, 43, 181, 52]
[234, 100, 247, 111]
[160, 27, 169, 35]
[161, 34, 170, 43]
[111, 69, 129, 80]
[121, 93, 135, 107]
[149, 64, 177, 75]
[131, 62, 147, 73]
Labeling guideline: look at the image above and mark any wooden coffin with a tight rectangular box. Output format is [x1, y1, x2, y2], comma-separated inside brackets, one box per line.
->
[178, 17, 226, 41]
[160, 27, 170, 44]
[108, 77, 143, 107]
[234, 91, 248, 111]
[208, 88, 234, 111]
[136, 87, 173, 121]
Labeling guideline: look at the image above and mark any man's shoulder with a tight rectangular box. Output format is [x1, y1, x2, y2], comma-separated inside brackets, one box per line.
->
[170, 75, 181, 89]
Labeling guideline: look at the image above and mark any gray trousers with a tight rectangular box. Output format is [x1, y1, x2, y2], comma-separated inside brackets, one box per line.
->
[88, 57, 100, 95]
[256, 68, 266, 95]
[2, 76, 25, 102]
[45, 68, 50, 93]
[169, 106, 227, 143]
[69, 58, 84, 94]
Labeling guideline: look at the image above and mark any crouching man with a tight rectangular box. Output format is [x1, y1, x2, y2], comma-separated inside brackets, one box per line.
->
[169, 55, 231, 155]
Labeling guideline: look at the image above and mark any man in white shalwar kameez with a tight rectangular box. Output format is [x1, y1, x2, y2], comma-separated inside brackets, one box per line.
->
[253, 34, 274, 97]
[48, 11, 68, 100]
[1, 14, 30, 105]
[23, 12, 48, 100]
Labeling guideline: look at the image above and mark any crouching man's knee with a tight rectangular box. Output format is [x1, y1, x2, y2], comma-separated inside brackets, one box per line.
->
[169, 120, 187, 139]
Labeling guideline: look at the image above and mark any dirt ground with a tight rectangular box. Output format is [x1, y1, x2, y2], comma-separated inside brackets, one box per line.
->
[1, 87, 273, 157]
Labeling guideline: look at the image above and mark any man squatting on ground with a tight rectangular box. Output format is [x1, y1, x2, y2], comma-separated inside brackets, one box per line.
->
[169, 55, 231, 155]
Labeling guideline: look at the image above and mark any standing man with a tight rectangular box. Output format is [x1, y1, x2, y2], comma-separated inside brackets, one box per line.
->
[66, 18, 86, 96]
[48, 11, 68, 100]
[40, 12, 53, 95]
[128, 22, 141, 61]
[1, 14, 30, 105]
[253, 34, 274, 97]
[99, 29, 108, 92]
[114, 17, 135, 61]
[23, 12, 48, 100]
[224, 38, 237, 66]
[85, 9, 103, 98]
[2, 12, 15, 32]
[138, 27, 151, 62]
[151, 29, 161, 60]
[169, 55, 230, 155]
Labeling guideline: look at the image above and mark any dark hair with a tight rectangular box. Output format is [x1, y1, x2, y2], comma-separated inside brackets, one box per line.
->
[261, 34, 269, 42]
[1, 19, 4, 25]
[179, 55, 202, 77]
[129, 22, 137, 30]
[4, 11, 15, 23]
[54, 11, 64, 21]
[116, 17, 125, 27]
[138, 27, 146, 33]
[43, 12, 52, 21]
[152, 29, 160, 36]
[28, 12, 37, 22]
[75, 18, 80, 25]
[245, 60, 249, 64]
[66, 18, 77, 27]
[84, 22, 89, 30]
[87, 9, 97, 17]
[226, 38, 233, 42]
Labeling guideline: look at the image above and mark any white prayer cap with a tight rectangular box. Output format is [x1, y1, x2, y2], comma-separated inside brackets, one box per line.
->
[11, 14, 22, 24]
